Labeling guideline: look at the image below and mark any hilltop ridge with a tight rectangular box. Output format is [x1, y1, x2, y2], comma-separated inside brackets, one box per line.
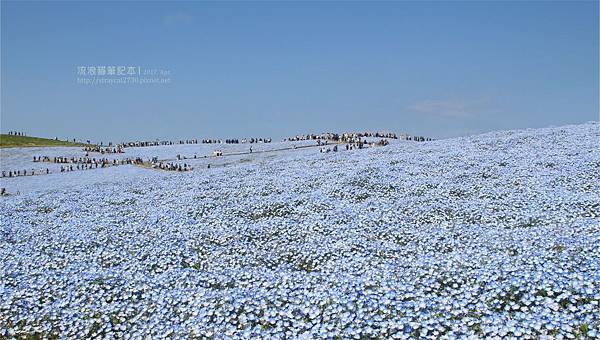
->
[0, 134, 91, 148]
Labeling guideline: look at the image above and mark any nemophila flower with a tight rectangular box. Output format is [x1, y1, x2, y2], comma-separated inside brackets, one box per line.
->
[1, 123, 599, 337]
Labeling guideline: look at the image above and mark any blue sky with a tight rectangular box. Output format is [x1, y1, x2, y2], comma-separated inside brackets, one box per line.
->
[1, 1, 598, 142]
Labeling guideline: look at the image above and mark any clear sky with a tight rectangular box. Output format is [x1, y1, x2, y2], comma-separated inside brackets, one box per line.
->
[1, 1, 598, 142]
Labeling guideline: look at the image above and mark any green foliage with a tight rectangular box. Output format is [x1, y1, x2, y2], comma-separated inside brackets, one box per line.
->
[0, 134, 92, 148]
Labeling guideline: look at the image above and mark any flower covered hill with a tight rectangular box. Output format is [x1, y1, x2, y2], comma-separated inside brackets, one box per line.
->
[1, 123, 599, 338]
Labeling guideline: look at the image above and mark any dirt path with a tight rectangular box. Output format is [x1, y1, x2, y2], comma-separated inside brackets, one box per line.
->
[137, 142, 348, 171]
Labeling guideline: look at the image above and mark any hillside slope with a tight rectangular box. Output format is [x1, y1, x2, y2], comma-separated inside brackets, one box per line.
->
[0, 122, 599, 338]
[0, 134, 89, 148]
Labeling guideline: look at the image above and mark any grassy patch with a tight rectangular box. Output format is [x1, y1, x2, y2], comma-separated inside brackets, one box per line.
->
[0, 134, 93, 148]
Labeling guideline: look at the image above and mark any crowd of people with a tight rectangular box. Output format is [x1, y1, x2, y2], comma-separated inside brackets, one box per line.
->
[120, 140, 199, 148]
[1, 157, 148, 178]
[6, 131, 27, 136]
[2, 168, 50, 178]
[3, 152, 205, 178]
[152, 162, 193, 172]
[53, 158, 143, 172]
[176, 154, 207, 160]
[373, 139, 390, 146]
[286, 131, 398, 142]
[81, 157, 142, 167]
[312, 137, 388, 152]
[80, 140, 201, 153]
[202, 138, 272, 144]
[340, 132, 398, 140]
[32, 155, 140, 165]
[320, 145, 339, 153]
[346, 140, 365, 150]
[83, 146, 124, 154]
[409, 136, 433, 142]
[1, 130, 415, 183]
[399, 134, 434, 141]
[4, 150, 201, 178]
[56, 158, 143, 172]
[286, 133, 333, 141]
[316, 136, 390, 152]
[287, 131, 435, 144]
